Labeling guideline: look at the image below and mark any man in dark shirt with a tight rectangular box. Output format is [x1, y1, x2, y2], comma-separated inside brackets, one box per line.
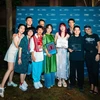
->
[38, 19, 46, 35]
[68, 25, 84, 92]
[67, 18, 75, 36]
[25, 16, 35, 80]
[84, 25, 100, 94]
[25, 16, 35, 35]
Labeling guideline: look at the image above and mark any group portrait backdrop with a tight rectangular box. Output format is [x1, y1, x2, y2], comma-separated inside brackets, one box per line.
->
[15, 6, 100, 77]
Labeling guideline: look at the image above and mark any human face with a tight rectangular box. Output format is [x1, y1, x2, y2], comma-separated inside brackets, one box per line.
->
[39, 21, 45, 27]
[18, 25, 25, 34]
[27, 30, 33, 38]
[68, 20, 75, 28]
[46, 25, 52, 34]
[60, 25, 66, 32]
[37, 28, 43, 35]
[26, 18, 33, 27]
[84, 28, 92, 35]
[74, 27, 80, 36]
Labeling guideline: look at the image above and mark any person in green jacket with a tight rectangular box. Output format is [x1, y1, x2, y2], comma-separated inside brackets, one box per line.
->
[43, 24, 57, 89]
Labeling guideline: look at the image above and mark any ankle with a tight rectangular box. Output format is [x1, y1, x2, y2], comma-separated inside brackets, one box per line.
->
[94, 86, 98, 92]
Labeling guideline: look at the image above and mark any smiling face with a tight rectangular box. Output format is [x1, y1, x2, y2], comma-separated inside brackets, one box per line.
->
[18, 25, 25, 34]
[60, 24, 66, 32]
[84, 27, 92, 35]
[27, 30, 33, 38]
[46, 25, 52, 34]
[37, 28, 43, 35]
[26, 18, 33, 27]
[39, 21, 45, 27]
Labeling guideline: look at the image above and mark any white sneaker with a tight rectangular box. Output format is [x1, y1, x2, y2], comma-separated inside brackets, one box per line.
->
[38, 81, 43, 88]
[34, 82, 39, 89]
[23, 81, 28, 88]
[7, 81, 17, 87]
[0, 87, 4, 97]
[19, 84, 27, 91]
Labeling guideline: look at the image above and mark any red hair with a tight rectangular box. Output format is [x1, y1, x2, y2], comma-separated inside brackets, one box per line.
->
[58, 23, 67, 37]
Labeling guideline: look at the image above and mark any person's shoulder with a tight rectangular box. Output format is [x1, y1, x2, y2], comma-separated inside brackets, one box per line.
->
[68, 35, 74, 40]
[51, 33, 55, 36]
[43, 34, 46, 38]
[31, 26, 35, 30]
[93, 33, 98, 36]
[83, 34, 87, 38]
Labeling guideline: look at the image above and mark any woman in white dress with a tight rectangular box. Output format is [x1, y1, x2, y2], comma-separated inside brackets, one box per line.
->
[0, 24, 25, 97]
[55, 23, 70, 87]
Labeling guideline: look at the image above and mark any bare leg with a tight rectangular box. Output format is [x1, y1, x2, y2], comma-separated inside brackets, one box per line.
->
[20, 74, 26, 84]
[19, 74, 27, 91]
[90, 84, 94, 90]
[94, 86, 98, 93]
[0, 62, 14, 88]
[8, 70, 14, 83]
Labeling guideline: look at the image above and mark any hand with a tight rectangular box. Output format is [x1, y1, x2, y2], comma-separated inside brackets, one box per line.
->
[32, 55, 36, 62]
[47, 53, 52, 57]
[68, 48, 74, 53]
[12, 34, 17, 39]
[18, 59, 22, 65]
[95, 54, 100, 62]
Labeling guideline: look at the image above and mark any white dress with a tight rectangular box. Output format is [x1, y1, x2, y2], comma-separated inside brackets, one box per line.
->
[56, 34, 69, 80]
[4, 34, 23, 63]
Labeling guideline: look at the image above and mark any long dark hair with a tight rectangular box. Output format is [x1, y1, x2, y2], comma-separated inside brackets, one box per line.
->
[58, 23, 67, 37]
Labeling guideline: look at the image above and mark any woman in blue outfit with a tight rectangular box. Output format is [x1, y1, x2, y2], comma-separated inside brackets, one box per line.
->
[14, 27, 34, 91]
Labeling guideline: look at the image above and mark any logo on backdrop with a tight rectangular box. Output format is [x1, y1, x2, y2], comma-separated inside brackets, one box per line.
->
[16, 7, 100, 77]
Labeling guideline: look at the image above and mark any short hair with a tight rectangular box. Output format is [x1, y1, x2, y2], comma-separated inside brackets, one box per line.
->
[68, 18, 75, 23]
[73, 25, 80, 30]
[84, 25, 91, 29]
[25, 16, 32, 21]
[38, 19, 45, 24]
[36, 25, 44, 30]
[26, 27, 34, 35]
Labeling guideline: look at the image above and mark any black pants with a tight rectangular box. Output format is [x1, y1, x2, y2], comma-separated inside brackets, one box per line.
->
[85, 54, 99, 86]
[70, 60, 84, 88]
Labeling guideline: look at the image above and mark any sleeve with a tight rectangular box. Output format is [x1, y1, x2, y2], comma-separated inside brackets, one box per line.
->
[95, 34, 100, 43]
[30, 37, 35, 52]
[42, 35, 47, 50]
[68, 37, 71, 49]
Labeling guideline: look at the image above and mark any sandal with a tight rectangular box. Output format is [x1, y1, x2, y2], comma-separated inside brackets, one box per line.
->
[58, 80, 62, 87]
[62, 80, 67, 87]
[93, 91, 98, 95]
[89, 90, 94, 94]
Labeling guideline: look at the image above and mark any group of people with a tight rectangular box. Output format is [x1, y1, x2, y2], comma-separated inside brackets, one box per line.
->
[0, 16, 100, 98]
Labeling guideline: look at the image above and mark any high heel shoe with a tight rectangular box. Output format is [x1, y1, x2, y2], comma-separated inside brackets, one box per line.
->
[0, 87, 4, 97]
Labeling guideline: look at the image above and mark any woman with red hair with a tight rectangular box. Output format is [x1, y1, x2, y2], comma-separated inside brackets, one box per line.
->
[55, 23, 70, 87]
